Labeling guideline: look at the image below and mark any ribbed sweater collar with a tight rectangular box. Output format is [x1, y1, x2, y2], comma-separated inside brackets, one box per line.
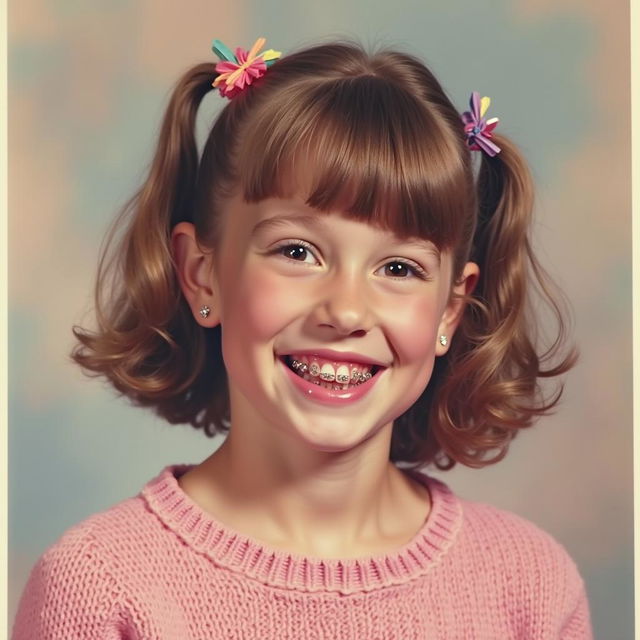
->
[140, 464, 462, 595]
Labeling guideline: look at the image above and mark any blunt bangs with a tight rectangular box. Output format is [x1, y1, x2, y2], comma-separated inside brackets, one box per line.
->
[235, 75, 474, 249]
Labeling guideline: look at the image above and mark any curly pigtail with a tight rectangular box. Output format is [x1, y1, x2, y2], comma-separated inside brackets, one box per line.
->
[71, 63, 230, 434]
[435, 136, 576, 468]
[392, 134, 577, 470]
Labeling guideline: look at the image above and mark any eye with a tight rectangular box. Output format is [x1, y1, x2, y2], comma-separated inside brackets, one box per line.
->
[378, 259, 429, 281]
[272, 241, 320, 266]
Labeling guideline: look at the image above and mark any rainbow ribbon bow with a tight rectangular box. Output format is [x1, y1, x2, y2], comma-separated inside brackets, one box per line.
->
[212, 37, 281, 99]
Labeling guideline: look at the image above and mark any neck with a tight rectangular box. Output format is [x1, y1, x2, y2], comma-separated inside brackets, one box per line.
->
[181, 414, 430, 558]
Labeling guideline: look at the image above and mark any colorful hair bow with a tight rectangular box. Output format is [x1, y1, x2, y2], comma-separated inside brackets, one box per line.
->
[460, 92, 501, 157]
[211, 37, 281, 99]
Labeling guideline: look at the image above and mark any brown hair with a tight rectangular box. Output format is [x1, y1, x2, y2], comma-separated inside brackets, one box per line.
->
[71, 40, 576, 470]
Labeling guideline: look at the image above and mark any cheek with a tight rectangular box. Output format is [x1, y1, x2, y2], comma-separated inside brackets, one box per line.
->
[383, 296, 443, 415]
[384, 296, 442, 362]
[220, 264, 305, 342]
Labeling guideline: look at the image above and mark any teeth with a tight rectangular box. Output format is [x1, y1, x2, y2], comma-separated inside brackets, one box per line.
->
[291, 359, 309, 375]
[335, 365, 350, 384]
[319, 363, 336, 382]
[287, 357, 377, 387]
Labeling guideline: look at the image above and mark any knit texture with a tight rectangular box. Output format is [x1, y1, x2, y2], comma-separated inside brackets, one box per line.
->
[12, 464, 593, 639]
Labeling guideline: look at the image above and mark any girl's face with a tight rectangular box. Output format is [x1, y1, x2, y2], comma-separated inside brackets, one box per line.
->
[200, 190, 477, 454]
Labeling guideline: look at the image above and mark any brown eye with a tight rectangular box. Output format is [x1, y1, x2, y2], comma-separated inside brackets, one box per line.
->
[271, 241, 320, 266]
[282, 245, 309, 261]
[385, 262, 411, 277]
[378, 259, 429, 281]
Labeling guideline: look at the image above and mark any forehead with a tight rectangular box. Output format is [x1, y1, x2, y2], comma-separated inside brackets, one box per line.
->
[231, 77, 473, 251]
[231, 193, 442, 263]
[237, 156, 452, 252]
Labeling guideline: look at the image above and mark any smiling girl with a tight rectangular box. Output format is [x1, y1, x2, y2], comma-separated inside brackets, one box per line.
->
[12, 38, 593, 639]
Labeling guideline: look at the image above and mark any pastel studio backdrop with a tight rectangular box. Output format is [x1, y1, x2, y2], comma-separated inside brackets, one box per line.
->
[8, 1, 631, 638]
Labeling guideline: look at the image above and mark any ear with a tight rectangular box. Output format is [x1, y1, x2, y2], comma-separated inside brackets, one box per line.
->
[171, 222, 221, 327]
[435, 261, 479, 356]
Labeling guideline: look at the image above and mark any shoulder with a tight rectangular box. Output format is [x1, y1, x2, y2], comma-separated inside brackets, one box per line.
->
[22, 481, 161, 579]
[11, 498, 144, 639]
[21, 495, 147, 591]
[424, 473, 580, 570]
[456, 491, 591, 629]
[427, 475, 587, 597]
[419, 474, 593, 637]
[459, 495, 578, 570]
[34, 490, 164, 582]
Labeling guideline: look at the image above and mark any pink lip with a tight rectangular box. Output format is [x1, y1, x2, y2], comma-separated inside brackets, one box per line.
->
[279, 357, 384, 406]
[280, 349, 389, 368]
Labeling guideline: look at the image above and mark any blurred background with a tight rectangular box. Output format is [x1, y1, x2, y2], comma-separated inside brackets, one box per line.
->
[8, 0, 632, 637]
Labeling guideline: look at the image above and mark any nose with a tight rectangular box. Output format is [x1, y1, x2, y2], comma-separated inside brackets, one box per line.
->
[312, 267, 375, 336]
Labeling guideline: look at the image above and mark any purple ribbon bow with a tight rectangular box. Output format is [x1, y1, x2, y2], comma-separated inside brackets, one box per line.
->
[461, 92, 501, 157]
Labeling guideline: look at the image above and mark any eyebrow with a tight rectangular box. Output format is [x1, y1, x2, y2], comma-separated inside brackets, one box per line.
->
[401, 241, 441, 265]
[250, 214, 329, 237]
[251, 213, 441, 263]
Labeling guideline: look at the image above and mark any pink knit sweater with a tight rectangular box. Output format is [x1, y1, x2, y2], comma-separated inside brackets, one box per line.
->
[12, 464, 593, 639]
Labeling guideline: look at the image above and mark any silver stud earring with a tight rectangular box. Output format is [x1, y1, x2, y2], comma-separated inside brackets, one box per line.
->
[199, 305, 211, 319]
[439, 335, 448, 347]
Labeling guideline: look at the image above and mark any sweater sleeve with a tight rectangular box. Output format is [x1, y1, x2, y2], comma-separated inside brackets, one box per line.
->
[11, 529, 126, 640]
[560, 576, 594, 640]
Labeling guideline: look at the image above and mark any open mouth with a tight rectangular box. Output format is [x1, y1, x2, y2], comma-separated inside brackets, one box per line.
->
[280, 355, 382, 391]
